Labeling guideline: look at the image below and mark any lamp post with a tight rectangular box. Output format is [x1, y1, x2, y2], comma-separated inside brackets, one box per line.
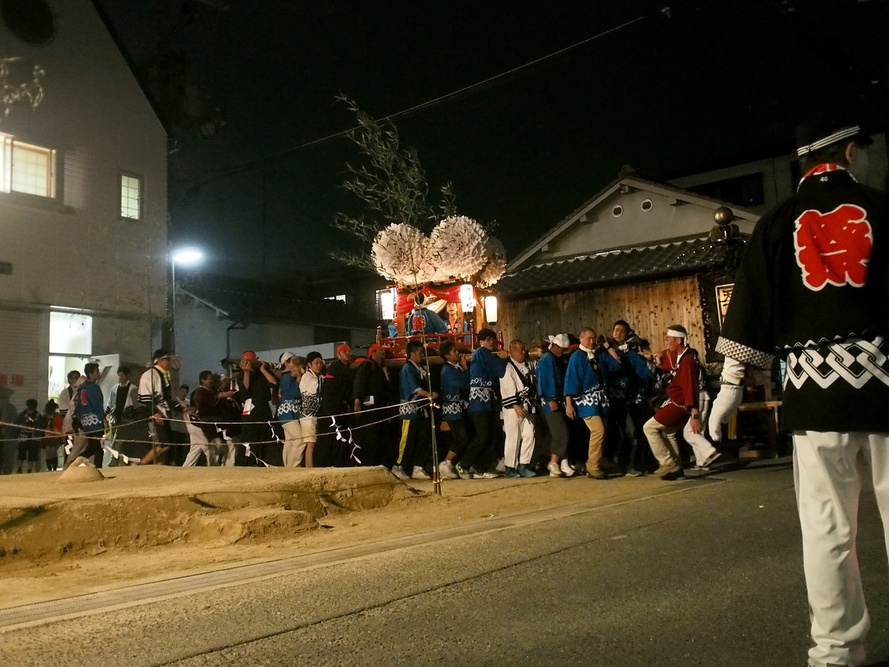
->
[170, 247, 204, 350]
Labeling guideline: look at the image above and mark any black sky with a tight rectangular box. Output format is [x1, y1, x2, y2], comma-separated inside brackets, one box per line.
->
[96, 0, 889, 281]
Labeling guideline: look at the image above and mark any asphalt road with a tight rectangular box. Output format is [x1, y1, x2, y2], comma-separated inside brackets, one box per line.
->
[3, 461, 889, 667]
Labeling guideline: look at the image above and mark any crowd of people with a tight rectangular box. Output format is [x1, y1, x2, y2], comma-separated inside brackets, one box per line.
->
[9, 319, 725, 481]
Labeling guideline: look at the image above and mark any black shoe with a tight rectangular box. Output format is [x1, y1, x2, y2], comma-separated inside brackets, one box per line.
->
[661, 468, 685, 481]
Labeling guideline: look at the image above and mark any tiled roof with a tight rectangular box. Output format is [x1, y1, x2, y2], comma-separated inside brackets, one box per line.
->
[178, 274, 378, 328]
[496, 235, 746, 298]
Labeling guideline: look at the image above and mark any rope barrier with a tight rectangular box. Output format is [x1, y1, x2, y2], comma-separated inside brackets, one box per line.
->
[1, 401, 423, 451]
[0, 397, 429, 443]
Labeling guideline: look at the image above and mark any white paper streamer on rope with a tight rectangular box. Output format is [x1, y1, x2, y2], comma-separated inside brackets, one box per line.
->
[102, 444, 141, 465]
[331, 416, 361, 464]
[64, 434, 74, 455]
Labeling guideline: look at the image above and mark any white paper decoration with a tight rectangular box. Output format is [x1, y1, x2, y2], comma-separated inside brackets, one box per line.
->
[477, 236, 507, 288]
[371, 223, 436, 285]
[428, 215, 489, 282]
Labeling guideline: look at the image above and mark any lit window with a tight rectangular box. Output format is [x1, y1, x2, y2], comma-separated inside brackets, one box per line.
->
[0, 132, 56, 198]
[324, 294, 347, 303]
[376, 288, 397, 320]
[120, 173, 142, 219]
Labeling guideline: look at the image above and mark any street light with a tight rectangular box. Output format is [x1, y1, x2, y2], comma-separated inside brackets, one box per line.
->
[171, 247, 204, 350]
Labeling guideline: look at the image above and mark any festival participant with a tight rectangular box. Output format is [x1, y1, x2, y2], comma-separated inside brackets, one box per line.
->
[105, 366, 138, 465]
[13, 399, 45, 473]
[57, 369, 81, 432]
[236, 350, 278, 466]
[437, 339, 471, 480]
[564, 327, 620, 480]
[277, 352, 307, 467]
[183, 371, 235, 466]
[352, 344, 394, 467]
[392, 340, 437, 480]
[708, 114, 887, 667]
[299, 352, 325, 468]
[316, 344, 356, 467]
[643, 325, 719, 481]
[538, 334, 572, 478]
[64, 362, 105, 468]
[138, 349, 176, 465]
[406, 292, 449, 335]
[458, 328, 506, 479]
[500, 339, 537, 478]
[605, 320, 656, 476]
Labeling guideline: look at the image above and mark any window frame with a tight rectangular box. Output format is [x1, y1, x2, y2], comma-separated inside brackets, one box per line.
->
[0, 131, 57, 199]
[119, 171, 143, 221]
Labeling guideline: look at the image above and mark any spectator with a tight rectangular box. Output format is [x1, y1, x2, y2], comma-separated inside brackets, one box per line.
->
[43, 400, 63, 471]
[643, 325, 720, 481]
[458, 328, 506, 479]
[538, 334, 572, 478]
[13, 399, 45, 473]
[500, 338, 537, 478]
[564, 327, 620, 480]
[392, 340, 437, 480]
[437, 339, 471, 480]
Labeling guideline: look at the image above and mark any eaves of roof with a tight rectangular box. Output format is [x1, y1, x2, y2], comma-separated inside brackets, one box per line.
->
[496, 235, 746, 299]
[507, 174, 759, 273]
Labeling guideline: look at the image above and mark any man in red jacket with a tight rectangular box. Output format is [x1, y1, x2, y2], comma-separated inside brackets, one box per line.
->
[642, 324, 718, 480]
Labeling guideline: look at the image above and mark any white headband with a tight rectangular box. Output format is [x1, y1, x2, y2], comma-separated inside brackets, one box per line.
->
[797, 126, 861, 157]
[666, 328, 686, 339]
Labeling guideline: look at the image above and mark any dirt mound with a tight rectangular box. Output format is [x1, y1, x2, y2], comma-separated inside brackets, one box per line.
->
[0, 466, 412, 561]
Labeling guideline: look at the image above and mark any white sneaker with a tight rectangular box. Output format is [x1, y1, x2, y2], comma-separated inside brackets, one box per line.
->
[438, 460, 459, 480]
[560, 460, 576, 477]
[391, 465, 409, 480]
[411, 466, 431, 480]
[455, 463, 473, 479]
[547, 462, 563, 478]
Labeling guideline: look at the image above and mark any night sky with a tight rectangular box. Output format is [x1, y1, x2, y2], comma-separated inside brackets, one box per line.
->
[96, 0, 889, 281]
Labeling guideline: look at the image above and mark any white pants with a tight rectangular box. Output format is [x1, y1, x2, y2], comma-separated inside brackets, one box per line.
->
[665, 421, 717, 467]
[794, 431, 889, 667]
[183, 422, 217, 467]
[502, 409, 535, 468]
[282, 420, 306, 467]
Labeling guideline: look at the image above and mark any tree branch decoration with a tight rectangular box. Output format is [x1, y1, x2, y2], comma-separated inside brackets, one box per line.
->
[333, 97, 505, 288]
[0, 53, 44, 119]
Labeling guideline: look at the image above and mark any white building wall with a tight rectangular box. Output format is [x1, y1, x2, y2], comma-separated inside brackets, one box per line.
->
[526, 189, 757, 266]
[0, 0, 167, 425]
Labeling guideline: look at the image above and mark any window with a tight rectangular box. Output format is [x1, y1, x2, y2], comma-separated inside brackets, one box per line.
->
[0, 132, 56, 198]
[376, 288, 397, 320]
[120, 173, 142, 219]
[324, 294, 347, 303]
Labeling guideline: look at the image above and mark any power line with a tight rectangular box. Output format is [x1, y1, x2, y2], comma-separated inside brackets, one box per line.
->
[175, 13, 646, 192]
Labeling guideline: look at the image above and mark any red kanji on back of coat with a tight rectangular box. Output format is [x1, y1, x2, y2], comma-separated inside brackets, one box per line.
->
[793, 204, 872, 291]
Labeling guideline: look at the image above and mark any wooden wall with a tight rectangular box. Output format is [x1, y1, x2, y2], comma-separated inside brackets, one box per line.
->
[498, 276, 707, 354]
